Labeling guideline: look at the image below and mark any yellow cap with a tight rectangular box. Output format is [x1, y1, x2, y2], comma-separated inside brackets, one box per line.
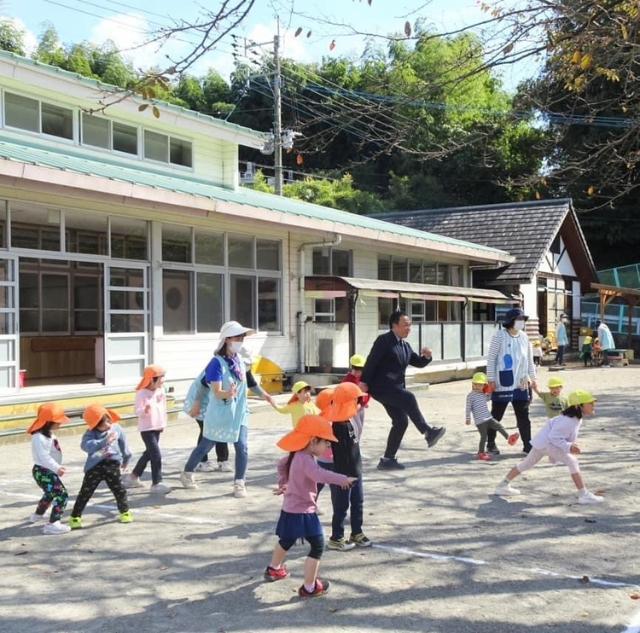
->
[350, 354, 366, 368]
[567, 390, 597, 407]
[472, 372, 488, 384]
[292, 380, 311, 394]
[547, 377, 564, 389]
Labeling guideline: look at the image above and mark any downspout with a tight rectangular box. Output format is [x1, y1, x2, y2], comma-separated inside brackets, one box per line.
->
[297, 234, 342, 373]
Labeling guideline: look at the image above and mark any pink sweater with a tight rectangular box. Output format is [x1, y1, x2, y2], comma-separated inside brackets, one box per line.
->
[277, 452, 350, 513]
[135, 388, 167, 432]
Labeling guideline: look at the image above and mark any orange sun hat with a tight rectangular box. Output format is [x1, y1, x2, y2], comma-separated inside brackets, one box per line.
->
[26, 402, 70, 434]
[315, 387, 335, 416]
[322, 382, 363, 422]
[136, 364, 165, 390]
[83, 404, 122, 430]
[277, 414, 338, 452]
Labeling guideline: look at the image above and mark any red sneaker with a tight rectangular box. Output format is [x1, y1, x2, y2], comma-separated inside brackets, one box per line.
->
[264, 565, 289, 582]
[476, 452, 492, 461]
[508, 433, 520, 446]
[298, 578, 331, 598]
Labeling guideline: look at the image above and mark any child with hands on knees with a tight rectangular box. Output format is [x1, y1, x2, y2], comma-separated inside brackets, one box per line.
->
[495, 390, 604, 504]
[28, 403, 72, 535]
[69, 404, 133, 529]
[265, 415, 357, 598]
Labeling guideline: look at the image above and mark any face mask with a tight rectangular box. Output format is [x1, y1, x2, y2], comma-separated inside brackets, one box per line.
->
[513, 319, 526, 331]
[229, 341, 243, 354]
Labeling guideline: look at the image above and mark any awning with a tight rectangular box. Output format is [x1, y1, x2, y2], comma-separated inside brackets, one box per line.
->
[305, 276, 516, 304]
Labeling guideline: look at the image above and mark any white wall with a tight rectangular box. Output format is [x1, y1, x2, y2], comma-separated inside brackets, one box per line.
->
[520, 281, 539, 321]
[538, 238, 578, 276]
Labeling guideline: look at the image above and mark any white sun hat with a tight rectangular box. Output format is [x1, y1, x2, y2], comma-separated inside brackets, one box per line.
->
[215, 321, 255, 353]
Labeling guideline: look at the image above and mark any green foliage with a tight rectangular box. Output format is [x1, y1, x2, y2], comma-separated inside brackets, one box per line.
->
[0, 19, 26, 55]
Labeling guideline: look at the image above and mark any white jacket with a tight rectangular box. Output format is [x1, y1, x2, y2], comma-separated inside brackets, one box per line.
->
[31, 433, 63, 473]
[531, 414, 582, 454]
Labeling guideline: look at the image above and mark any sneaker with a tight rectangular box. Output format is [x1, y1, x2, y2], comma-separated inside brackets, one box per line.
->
[508, 433, 520, 446]
[426, 426, 446, 448]
[119, 511, 134, 524]
[376, 457, 405, 471]
[43, 521, 71, 535]
[578, 490, 604, 505]
[327, 537, 356, 551]
[195, 461, 216, 472]
[298, 579, 330, 598]
[123, 474, 145, 489]
[69, 516, 83, 530]
[217, 461, 233, 472]
[264, 565, 289, 582]
[487, 444, 501, 455]
[233, 481, 247, 498]
[29, 512, 47, 523]
[180, 471, 198, 489]
[348, 532, 372, 547]
[495, 481, 520, 496]
[476, 452, 492, 461]
[150, 482, 171, 495]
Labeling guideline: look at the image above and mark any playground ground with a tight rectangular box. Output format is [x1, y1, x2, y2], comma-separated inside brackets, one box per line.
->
[1, 364, 639, 633]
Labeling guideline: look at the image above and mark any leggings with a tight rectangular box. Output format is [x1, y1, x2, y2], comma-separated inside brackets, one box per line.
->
[516, 446, 580, 475]
[32, 465, 68, 523]
[477, 418, 508, 453]
[278, 534, 325, 560]
[71, 460, 129, 517]
[132, 430, 163, 484]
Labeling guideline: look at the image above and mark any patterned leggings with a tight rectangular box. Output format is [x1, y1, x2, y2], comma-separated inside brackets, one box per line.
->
[72, 460, 129, 517]
[32, 465, 68, 523]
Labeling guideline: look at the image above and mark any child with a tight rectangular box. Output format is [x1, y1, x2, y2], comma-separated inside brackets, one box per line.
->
[69, 405, 133, 529]
[532, 338, 543, 367]
[265, 415, 357, 598]
[495, 390, 603, 504]
[580, 335, 593, 367]
[465, 373, 519, 461]
[272, 381, 320, 428]
[183, 369, 231, 472]
[27, 402, 71, 534]
[342, 354, 370, 441]
[124, 364, 170, 494]
[592, 337, 603, 366]
[533, 377, 568, 419]
[320, 382, 372, 551]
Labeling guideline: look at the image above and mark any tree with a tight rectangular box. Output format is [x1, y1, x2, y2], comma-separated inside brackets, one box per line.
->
[0, 19, 26, 55]
[34, 24, 66, 67]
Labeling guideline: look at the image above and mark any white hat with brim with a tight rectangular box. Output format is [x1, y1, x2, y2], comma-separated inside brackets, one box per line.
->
[215, 321, 255, 353]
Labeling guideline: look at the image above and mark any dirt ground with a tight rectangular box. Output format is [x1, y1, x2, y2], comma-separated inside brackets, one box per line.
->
[1, 364, 639, 633]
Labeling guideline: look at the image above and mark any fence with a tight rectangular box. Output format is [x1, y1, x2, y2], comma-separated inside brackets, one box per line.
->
[581, 300, 640, 335]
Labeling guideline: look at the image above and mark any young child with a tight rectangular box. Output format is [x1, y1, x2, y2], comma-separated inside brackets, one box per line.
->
[183, 369, 231, 472]
[272, 381, 320, 428]
[580, 335, 593, 367]
[495, 390, 603, 504]
[532, 339, 543, 367]
[265, 415, 357, 598]
[533, 377, 568, 419]
[342, 354, 370, 441]
[124, 364, 170, 494]
[69, 405, 133, 529]
[592, 337, 603, 366]
[465, 373, 519, 461]
[320, 381, 372, 551]
[27, 402, 71, 534]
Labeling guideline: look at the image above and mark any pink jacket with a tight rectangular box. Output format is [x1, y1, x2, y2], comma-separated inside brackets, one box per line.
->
[135, 388, 167, 432]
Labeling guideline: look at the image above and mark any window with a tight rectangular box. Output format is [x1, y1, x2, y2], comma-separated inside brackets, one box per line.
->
[197, 272, 223, 333]
[82, 114, 110, 149]
[65, 211, 108, 255]
[392, 258, 407, 282]
[42, 273, 69, 332]
[378, 297, 395, 328]
[409, 260, 422, 283]
[110, 217, 148, 260]
[170, 137, 192, 167]
[195, 231, 224, 266]
[449, 265, 462, 287]
[423, 263, 437, 284]
[229, 235, 254, 268]
[144, 130, 192, 166]
[41, 103, 73, 139]
[437, 264, 449, 285]
[113, 122, 137, 155]
[257, 239, 280, 270]
[5, 92, 39, 132]
[11, 204, 61, 251]
[332, 250, 351, 276]
[378, 257, 391, 280]
[162, 269, 192, 334]
[258, 278, 280, 331]
[312, 247, 352, 276]
[162, 224, 192, 263]
[312, 249, 330, 275]
[74, 275, 102, 332]
[230, 274, 256, 327]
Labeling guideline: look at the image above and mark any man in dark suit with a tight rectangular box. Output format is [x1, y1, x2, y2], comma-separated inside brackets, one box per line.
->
[361, 310, 446, 470]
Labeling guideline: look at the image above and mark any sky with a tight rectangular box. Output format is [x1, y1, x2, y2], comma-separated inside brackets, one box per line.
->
[4, 0, 531, 91]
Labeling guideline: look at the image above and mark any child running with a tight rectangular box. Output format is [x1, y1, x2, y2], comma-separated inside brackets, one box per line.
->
[272, 381, 320, 428]
[265, 415, 357, 598]
[465, 372, 519, 461]
[320, 381, 372, 551]
[533, 377, 568, 419]
[28, 402, 71, 534]
[69, 405, 133, 529]
[494, 390, 604, 504]
[124, 364, 170, 494]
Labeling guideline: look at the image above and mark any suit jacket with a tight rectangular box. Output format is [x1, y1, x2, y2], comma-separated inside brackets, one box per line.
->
[361, 330, 431, 396]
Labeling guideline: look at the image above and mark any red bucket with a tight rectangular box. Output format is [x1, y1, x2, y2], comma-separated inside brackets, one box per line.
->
[18, 369, 27, 388]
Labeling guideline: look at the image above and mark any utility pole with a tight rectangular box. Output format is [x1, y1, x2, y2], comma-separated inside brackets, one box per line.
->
[273, 26, 283, 195]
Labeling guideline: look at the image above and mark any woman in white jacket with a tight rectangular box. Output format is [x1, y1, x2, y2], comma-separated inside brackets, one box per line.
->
[495, 390, 603, 504]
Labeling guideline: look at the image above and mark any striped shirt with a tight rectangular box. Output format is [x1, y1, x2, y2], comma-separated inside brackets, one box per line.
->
[465, 391, 493, 426]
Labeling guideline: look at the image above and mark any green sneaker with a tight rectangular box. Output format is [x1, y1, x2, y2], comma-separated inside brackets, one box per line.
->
[327, 537, 356, 552]
[69, 516, 83, 530]
[348, 532, 372, 547]
[119, 511, 134, 524]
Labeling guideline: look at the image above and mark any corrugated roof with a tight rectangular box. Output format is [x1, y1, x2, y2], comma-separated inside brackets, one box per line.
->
[374, 200, 574, 283]
[0, 50, 266, 146]
[0, 134, 514, 260]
